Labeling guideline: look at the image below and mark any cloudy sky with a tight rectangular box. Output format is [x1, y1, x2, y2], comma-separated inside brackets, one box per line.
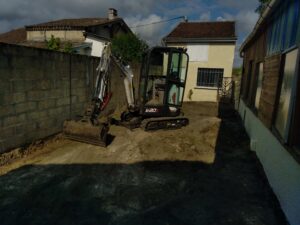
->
[0, 0, 260, 66]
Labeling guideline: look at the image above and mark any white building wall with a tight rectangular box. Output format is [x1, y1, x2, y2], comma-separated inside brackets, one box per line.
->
[238, 99, 300, 225]
[84, 37, 106, 57]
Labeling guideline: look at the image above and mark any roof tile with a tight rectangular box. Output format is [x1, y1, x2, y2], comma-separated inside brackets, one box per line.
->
[165, 21, 236, 40]
[26, 18, 121, 30]
[0, 28, 26, 44]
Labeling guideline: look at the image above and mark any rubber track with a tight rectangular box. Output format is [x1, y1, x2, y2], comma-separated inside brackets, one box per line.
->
[141, 117, 189, 131]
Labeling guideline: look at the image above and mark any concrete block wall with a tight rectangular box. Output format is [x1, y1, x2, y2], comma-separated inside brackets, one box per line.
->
[0, 43, 100, 153]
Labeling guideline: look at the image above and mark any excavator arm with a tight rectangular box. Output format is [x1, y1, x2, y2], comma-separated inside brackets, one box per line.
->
[91, 43, 136, 120]
[63, 42, 136, 146]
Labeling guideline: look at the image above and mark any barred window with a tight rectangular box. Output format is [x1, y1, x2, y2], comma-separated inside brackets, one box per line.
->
[197, 68, 224, 88]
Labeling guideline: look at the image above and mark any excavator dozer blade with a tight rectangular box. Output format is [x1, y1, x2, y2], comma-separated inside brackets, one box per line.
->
[63, 120, 109, 147]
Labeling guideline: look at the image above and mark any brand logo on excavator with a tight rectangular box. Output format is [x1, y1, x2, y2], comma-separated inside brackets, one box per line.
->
[145, 108, 158, 113]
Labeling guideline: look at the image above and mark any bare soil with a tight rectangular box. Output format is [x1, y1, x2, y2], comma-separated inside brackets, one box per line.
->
[0, 102, 287, 225]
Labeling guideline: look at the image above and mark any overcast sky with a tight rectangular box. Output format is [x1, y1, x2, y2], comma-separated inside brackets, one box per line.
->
[0, 0, 260, 67]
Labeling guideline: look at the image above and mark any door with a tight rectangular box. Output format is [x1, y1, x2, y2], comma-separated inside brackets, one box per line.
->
[166, 51, 188, 107]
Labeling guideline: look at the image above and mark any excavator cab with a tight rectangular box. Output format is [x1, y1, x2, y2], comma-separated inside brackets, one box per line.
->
[139, 47, 189, 118]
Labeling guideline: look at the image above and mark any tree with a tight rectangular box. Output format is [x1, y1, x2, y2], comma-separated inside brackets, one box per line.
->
[46, 35, 61, 51]
[111, 33, 148, 63]
[255, 0, 271, 14]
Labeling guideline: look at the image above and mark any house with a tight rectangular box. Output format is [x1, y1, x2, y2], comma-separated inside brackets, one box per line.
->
[0, 8, 132, 57]
[238, 0, 300, 224]
[162, 21, 237, 102]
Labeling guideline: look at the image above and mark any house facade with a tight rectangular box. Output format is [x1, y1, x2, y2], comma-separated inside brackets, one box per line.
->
[239, 0, 300, 224]
[163, 21, 236, 102]
[0, 9, 132, 57]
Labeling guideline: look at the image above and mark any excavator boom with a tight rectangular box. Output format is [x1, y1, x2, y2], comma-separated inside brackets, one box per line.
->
[63, 43, 114, 146]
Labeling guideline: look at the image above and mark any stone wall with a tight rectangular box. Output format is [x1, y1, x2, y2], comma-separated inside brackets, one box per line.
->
[0, 43, 130, 153]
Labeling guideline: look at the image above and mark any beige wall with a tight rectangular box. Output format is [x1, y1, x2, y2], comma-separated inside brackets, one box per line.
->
[27, 30, 85, 42]
[167, 43, 235, 102]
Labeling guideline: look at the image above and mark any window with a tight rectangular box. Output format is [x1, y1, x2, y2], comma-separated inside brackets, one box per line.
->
[253, 63, 264, 110]
[274, 48, 298, 141]
[168, 85, 184, 105]
[267, 0, 300, 55]
[186, 44, 208, 61]
[179, 52, 188, 83]
[197, 68, 224, 88]
[144, 51, 169, 106]
[168, 53, 188, 106]
[291, 78, 300, 152]
[243, 61, 253, 101]
[290, 49, 300, 154]
[169, 52, 180, 79]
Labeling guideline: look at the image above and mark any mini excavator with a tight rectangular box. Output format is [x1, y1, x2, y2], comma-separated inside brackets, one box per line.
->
[63, 43, 189, 146]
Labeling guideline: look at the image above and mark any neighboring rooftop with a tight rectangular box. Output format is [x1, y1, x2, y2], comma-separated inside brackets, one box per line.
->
[26, 18, 122, 30]
[163, 21, 237, 43]
[0, 28, 26, 44]
[0, 8, 129, 46]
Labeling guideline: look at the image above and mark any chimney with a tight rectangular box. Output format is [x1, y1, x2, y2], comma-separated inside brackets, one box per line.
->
[108, 8, 118, 20]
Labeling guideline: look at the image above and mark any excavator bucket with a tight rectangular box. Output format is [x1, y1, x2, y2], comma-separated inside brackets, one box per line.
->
[63, 120, 109, 147]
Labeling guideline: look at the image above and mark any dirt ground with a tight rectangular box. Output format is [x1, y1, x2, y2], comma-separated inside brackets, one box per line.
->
[0, 103, 287, 225]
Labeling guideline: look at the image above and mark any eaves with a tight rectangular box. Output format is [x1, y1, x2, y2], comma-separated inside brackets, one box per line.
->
[239, 0, 279, 54]
[163, 37, 237, 44]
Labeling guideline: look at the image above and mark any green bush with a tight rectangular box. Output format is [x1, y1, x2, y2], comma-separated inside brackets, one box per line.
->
[46, 35, 74, 53]
[46, 35, 61, 51]
[111, 33, 148, 63]
[63, 42, 74, 53]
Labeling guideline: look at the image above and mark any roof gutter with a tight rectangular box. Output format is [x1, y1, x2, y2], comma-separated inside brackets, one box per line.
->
[163, 37, 237, 44]
[239, 0, 277, 56]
